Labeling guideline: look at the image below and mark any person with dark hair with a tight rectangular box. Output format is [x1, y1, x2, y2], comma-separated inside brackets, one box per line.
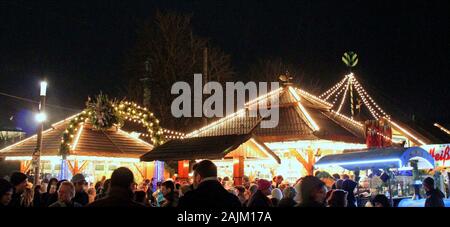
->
[33, 185, 43, 207]
[41, 178, 58, 207]
[278, 186, 297, 207]
[0, 179, 13, 207]
[71, 173, 89, 206]
[371, 194, 391, 207]
[8, 172, 28, 207]
[161, 180, 178, 207]
[247, 179, 273, 208]
[87, 167, 145, 207]
[96, 179, 110, 200]
[331, 174, 341, 190]
[133, 191, 149, 207]
[297, 176, 327, 207]
[327, 189, 348, 207]
[94, 181, 103, 194]
[178, 160, 241, 208]
[423, 177, 445, 207]
[342, 178, 358, 207]
[243, 184, 258, 207]
[272, 175, 284, 188]
[332, 173, 340, 180]
[49, 181, 82, 207]
[234, 185, 246, 205]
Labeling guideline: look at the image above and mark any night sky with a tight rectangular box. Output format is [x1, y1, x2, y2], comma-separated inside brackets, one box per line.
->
[0, 0, 449, 135]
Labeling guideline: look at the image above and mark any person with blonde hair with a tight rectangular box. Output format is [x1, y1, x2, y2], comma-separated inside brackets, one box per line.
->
[21, 183, 34, 207]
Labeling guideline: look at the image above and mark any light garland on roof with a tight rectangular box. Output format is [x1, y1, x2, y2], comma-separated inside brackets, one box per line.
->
[321, 72, 427, 146]
[295, 88, 333, 107]
[186, 87, 283, 137]
[434, 123, 450, 135]
[319, 75, 348, 99]
[336, 78, 350, 113]
[60, 97, 165, 157]
[288, 86, 320, 131]
[331, 82, 347, 105]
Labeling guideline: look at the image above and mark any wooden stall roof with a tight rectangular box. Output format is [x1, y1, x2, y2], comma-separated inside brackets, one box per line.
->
[186, 86, 366, 144]
[0, 115, 154, 159]
[140, 133, 281, 163]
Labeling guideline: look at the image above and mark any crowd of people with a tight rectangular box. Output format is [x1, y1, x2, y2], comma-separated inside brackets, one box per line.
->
[0, 160, 446, 208]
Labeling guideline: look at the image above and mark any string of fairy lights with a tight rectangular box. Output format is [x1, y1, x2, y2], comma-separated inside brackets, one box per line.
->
[60, 101, 165, 156]
[320, 73, 427, 145]
[320, 73, 390, 120]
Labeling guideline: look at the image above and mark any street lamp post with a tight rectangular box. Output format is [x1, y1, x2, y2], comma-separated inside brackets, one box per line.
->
[32, 81, 47, 186]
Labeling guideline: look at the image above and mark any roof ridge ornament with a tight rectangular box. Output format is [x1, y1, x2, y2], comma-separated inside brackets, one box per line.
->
[278, 71, 294, 86]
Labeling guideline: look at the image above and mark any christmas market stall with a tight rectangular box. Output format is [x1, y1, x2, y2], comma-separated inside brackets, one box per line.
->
[314, 146, 448, 206]
[140, 133, 281, 185]
[148, 74, 435, 183]
[0, 94, 171, 183]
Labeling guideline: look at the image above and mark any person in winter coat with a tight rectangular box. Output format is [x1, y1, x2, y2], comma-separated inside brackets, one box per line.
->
[270, 188, 283, 207]
[71, 174, 89, 206]
[247, 179, 273, 207]
[161, 180, 178, 207]
[342, 178, 358, 207]
[87, 167, 146, 207]
[49, 181, 82, 207]
[278, 186, 297, 207]
[178, 160, 241, 208]
[41, 178, 58, 207]
[296, 176, 327, 207]
[423, 177, 445, 207]
[8, 172, 28, 207]
[0, 179, 13, 207]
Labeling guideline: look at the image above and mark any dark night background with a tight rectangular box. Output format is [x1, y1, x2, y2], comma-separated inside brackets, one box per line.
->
[0, 0, 449, 135]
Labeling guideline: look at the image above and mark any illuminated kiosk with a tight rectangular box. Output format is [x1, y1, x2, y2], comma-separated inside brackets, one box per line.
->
[0, 115, 167, 182]
[156, 84, 368, 182]
[140, 133, 281, 185]
[0, 93, 192, 183]
[314, 146, 439, 207]
[141, 73, 436, 183]
[157, 79, 433, 183]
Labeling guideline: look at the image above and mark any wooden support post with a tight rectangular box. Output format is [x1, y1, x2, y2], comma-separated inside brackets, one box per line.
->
[178, 160, 190, 179]
[20, 160, 32, 173]
[78, 161, 89, 173]
[133, 163, 145, 179]
[233, 156, 244, 186]
[67, 160, 80, 175]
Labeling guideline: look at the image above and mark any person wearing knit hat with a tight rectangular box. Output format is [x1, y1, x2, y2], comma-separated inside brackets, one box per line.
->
[0, 179, 13, 207]
[270, 188, 283, 206]
[8, 172, 28, 207]
[247, 179, 273, 207]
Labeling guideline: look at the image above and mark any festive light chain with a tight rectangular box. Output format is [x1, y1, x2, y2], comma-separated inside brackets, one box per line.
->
[353, 79, 380, 120]
[336, 79, 350, 113]
[323, 77, 347, 101]
[330, 110, 363, 128]
[295, 88, 333, 107]
[434, 123, 450, 135]
[352, 78, 388, 117]
[331, 82, 348, 105]
[319, 75, 349, 99]
[60, 100, 165, 153]
[186, 87, 283, 137]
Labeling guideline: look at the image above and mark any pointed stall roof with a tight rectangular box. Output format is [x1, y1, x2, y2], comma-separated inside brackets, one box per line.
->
[186, 85, 366, 143]
[0, 114, 154, 159]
